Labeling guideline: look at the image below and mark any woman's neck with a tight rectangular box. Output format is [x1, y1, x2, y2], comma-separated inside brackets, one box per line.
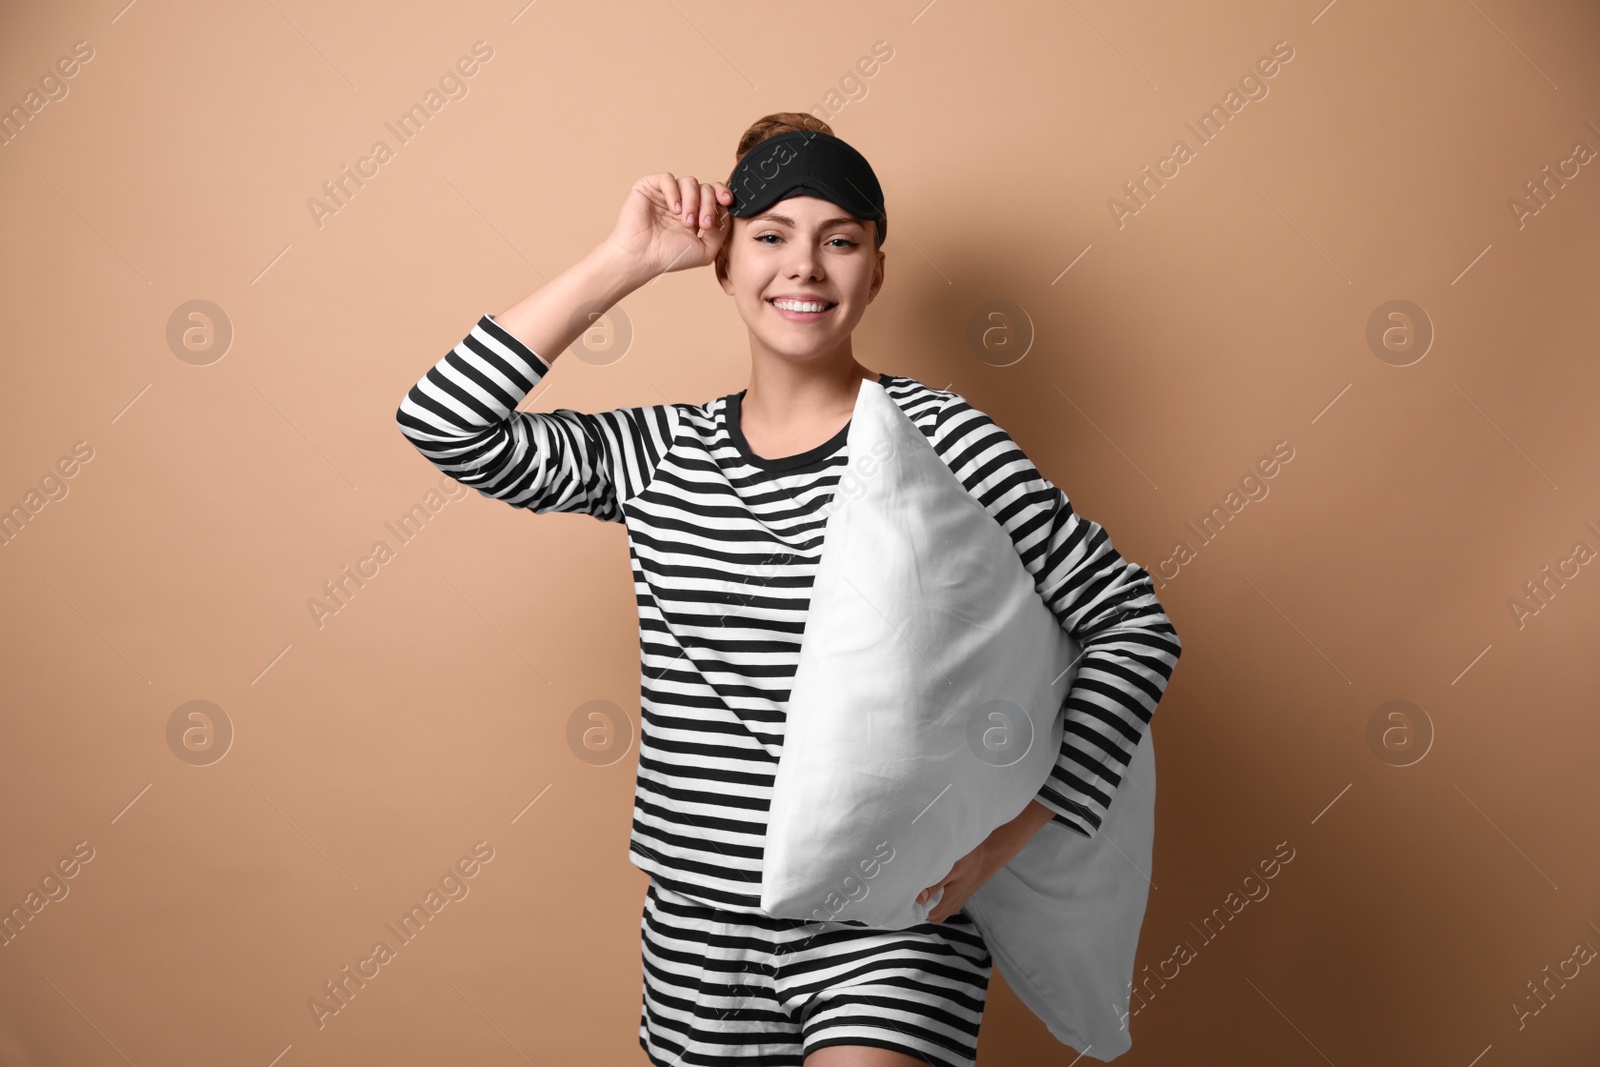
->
[739, 349, 877, 460]
[742, 333, 875, 421]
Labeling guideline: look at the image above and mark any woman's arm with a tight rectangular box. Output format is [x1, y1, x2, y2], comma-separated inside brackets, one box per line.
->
[990, 798, 1058, 861]
[916, 799, 1056, 922]
[929, 393, 1184, 841]
[394, 305, 677, 522]
[394, 173, 735, 521]
[488, 169, 734, 357]
[487, 242, 653, 366]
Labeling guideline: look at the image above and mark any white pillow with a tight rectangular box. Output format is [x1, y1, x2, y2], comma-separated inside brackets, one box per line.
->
[962, 728, 1156, 1061]
[762, 378, 1157, 1061]
[762, 378, 1081, 930]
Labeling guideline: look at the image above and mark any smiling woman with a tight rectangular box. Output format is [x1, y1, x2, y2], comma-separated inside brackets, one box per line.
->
[395, 110, 1181, 1067]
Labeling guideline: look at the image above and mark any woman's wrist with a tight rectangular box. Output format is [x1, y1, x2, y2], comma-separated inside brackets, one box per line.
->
[579, 240, 655, 303]
[987, 799, 1055, 869]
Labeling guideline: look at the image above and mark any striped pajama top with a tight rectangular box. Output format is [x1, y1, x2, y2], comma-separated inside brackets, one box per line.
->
[396, 311, 1183, 915]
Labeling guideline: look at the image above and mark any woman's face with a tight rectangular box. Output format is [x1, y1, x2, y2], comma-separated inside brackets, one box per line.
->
[719, 194, 885, 364]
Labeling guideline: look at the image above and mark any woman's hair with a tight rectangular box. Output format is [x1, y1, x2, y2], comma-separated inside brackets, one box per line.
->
[714, 111, 888, 286]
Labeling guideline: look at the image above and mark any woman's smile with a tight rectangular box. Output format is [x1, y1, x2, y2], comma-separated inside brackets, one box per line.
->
[767, 294, 839, 323]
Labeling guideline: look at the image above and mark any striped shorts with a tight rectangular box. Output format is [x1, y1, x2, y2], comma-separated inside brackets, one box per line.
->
[638, 878, 993, 1067]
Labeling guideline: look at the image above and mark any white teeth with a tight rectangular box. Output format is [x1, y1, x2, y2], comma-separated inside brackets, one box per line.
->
[771, 299, 832, 313]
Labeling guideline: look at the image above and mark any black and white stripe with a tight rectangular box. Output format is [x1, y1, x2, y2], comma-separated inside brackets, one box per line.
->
[397, 313, 1183, 914]
[639, 878, 991, 1067]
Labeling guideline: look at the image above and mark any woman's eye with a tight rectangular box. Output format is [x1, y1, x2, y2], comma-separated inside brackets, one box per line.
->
[754, 234, 858, 248]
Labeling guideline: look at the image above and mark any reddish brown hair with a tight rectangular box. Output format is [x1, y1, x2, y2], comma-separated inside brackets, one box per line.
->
[714, 112, 887, 285]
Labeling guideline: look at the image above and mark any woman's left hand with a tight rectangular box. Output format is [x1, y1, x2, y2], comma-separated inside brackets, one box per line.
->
[916, 836, 1005, 924]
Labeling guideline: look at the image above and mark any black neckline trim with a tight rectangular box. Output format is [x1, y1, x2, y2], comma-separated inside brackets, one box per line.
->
[727, 373, 894, 472]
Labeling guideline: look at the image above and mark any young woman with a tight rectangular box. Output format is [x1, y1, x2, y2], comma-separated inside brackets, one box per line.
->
[396, 113, 1182, 1067]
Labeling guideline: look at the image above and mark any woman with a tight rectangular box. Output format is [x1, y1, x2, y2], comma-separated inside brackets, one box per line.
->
[396, 113, 1182, 1067]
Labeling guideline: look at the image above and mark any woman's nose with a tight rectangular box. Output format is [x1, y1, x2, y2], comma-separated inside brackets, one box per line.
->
[786, 253, 821, 280]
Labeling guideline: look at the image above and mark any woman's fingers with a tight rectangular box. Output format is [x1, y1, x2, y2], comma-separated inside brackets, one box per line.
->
[653, 173, 681, 216]
[688, 180, 717, 233]
[631, 172, 735, 269]
[645, 173, 734, 233]
[677, 175, 701, 227]
[696, 182, 719, 231]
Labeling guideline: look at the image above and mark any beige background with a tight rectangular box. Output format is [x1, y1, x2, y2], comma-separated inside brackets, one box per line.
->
[3, 0, 1598, 1064]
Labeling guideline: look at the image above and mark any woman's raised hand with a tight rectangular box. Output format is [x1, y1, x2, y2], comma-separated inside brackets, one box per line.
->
[605, 172, 735, 280]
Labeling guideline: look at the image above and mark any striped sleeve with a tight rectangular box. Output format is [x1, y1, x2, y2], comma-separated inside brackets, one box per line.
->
[395, 313, 679, 523]
[929, 392, 1182, 839]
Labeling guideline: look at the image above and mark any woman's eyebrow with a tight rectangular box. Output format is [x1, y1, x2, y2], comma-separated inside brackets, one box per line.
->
[752, 212, 864, 230]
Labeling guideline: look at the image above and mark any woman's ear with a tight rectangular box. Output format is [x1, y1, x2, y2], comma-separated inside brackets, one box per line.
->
[866, 247, 886, 303]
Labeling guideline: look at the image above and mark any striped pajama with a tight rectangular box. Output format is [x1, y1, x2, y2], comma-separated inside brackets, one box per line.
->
[396, 313, 1183, 1055]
